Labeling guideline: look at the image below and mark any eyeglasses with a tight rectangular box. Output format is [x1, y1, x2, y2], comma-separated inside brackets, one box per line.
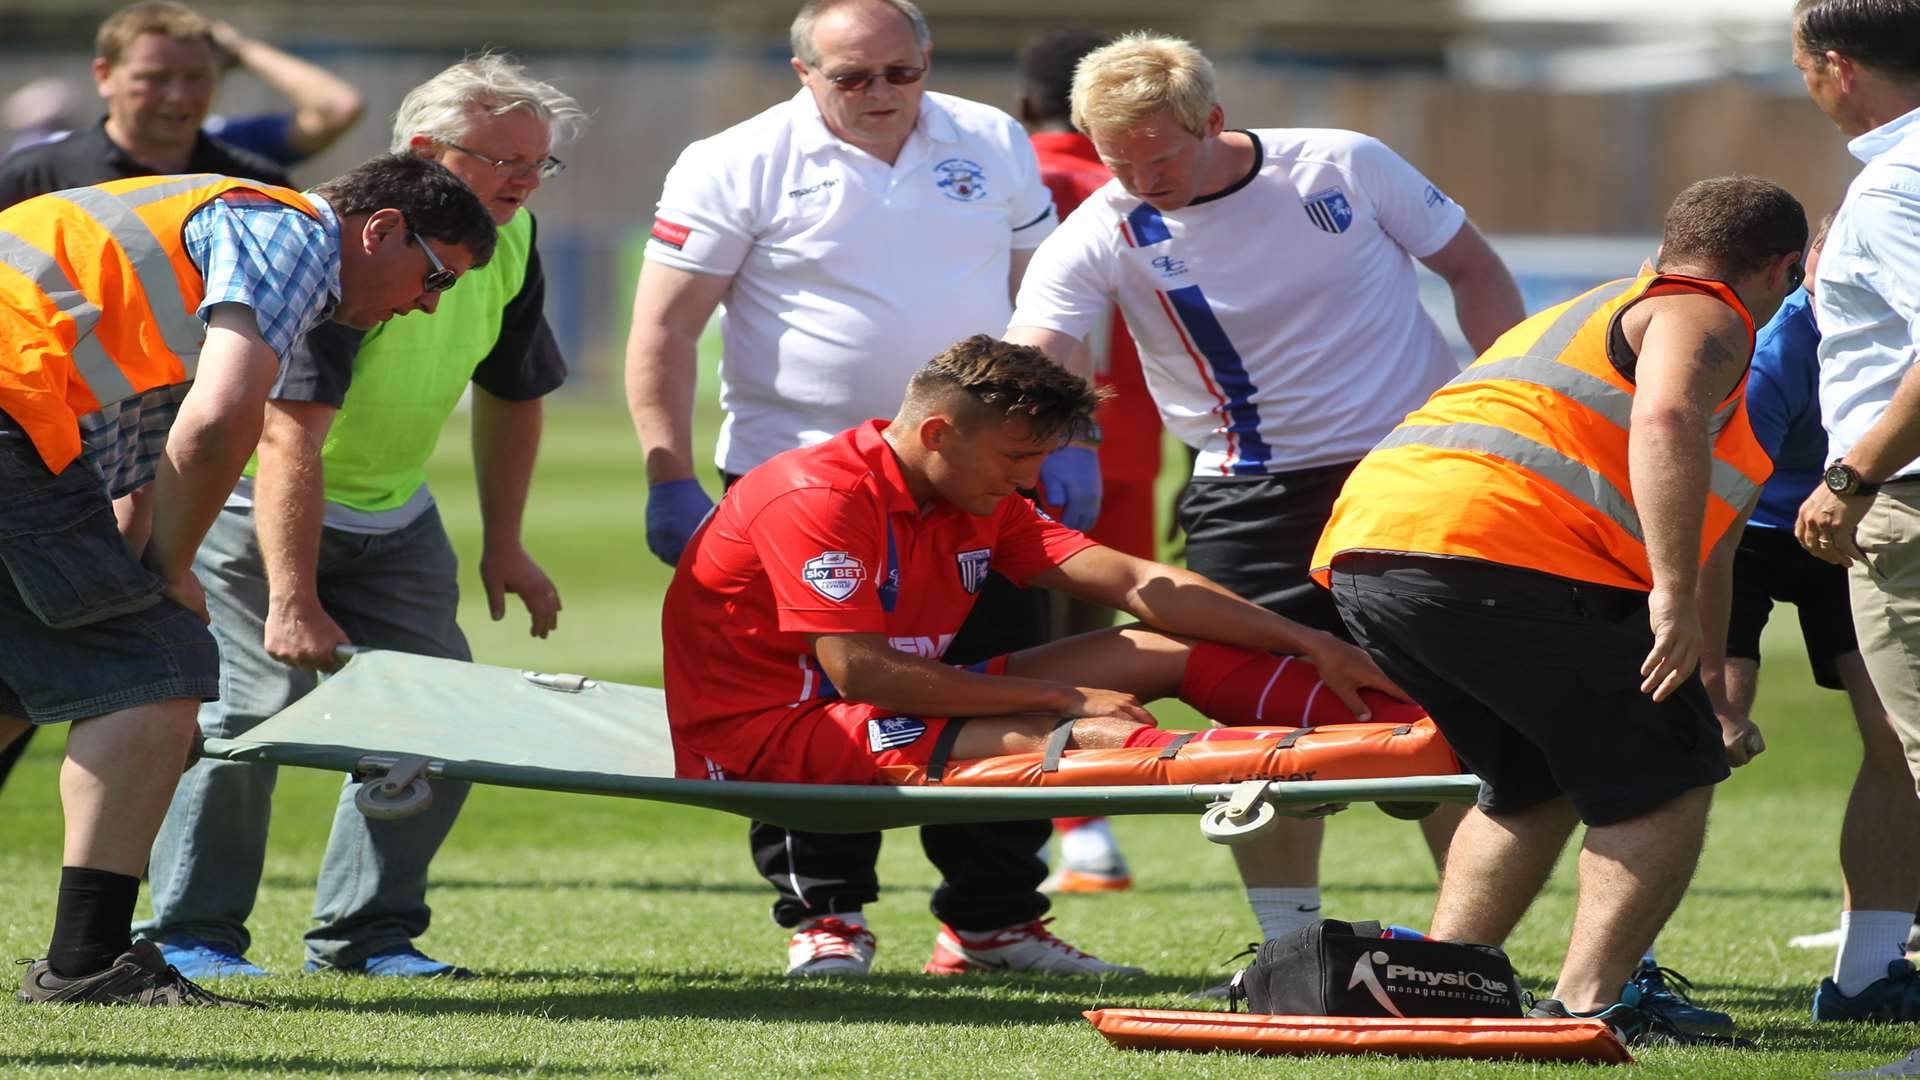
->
[444, 141, 566, 180]
[402, 215, 459, 294]
[817, 65, 926, 93]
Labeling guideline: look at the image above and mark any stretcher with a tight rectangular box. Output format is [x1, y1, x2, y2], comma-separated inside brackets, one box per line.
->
[194, 648, 1482, 841]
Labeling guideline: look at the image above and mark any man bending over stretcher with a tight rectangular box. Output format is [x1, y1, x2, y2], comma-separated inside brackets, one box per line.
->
[663, 334, 1417, 786]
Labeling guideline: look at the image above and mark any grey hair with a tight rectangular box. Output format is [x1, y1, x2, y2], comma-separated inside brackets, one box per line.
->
[789, 0, 930, 68]
[390, 52, 588, 154]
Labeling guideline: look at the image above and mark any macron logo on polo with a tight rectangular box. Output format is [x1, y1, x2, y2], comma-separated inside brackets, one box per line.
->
[802, 551, 866, 602]
[650, 217, 692, 250]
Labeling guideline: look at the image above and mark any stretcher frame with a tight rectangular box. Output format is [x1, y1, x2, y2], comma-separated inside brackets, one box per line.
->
[192, 648, 1483, 839]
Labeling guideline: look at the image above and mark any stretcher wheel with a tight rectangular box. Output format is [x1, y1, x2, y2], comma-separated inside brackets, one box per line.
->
[355, 776, 433, 820]
[1200, 799, 1279, 844]
[1378, 801, 1439, 821]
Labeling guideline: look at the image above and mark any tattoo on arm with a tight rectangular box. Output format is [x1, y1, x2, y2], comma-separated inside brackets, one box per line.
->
[1693, 328, 1741, 373]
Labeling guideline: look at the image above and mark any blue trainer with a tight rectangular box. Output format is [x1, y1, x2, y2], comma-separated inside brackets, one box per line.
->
[1626, 960, 1736, 1038]
[1815, 960, 1920, 1023]
[1529, 983, 1746, 1047]
[154, 937, 270, 979]
[305, 946, 473, 979]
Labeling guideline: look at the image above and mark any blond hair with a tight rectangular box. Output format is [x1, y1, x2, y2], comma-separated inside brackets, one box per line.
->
[96, 1, 213, 68]
[1070, 32, 1216, 138]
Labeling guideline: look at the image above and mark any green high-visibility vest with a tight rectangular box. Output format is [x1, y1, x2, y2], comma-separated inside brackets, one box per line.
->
[248, 210, 534, 513]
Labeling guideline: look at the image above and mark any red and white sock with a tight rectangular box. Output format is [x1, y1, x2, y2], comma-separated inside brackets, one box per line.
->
[1177, 640, 1423, 727]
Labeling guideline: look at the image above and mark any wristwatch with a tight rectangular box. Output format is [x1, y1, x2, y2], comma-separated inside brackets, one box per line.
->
[1823, 460, 1881, 498]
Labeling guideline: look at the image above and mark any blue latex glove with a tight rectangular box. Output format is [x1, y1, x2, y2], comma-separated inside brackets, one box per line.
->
[646, 478, 716, 566]
[1038, 445, 1103, 531]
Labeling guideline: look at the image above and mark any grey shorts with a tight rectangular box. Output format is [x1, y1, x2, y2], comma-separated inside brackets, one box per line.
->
[0, 429, 219, 724]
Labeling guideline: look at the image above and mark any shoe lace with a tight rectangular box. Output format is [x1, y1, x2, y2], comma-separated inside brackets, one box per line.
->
[157, 964, 231, 1006]
[1635, 964, 1697, 1004]
[1218, 942, 1260, 968]
[1007, 918, 1093, 960]
[797, 919, 873, 960]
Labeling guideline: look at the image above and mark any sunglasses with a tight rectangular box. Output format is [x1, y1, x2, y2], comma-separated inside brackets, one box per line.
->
[445, 141, 566, 180]
[818, 65, 926, 92]
[402, 215, 459, 294]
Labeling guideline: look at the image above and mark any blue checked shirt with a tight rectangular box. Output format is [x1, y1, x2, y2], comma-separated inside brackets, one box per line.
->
[75, 189, 340, 496]
[183, 189, 340, 357]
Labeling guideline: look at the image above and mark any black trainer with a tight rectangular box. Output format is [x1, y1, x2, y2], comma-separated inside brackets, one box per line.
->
[1815, 960, 1920, 1023]
[1188, 942, 1259, 1001]
[1627, 960, 1737, 1038]
[1529, 987, 1746, 1047]
[17, 941, 263, 1007]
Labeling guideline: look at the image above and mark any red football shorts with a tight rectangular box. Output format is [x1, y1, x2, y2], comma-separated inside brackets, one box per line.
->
[673, 656, 1009, 784]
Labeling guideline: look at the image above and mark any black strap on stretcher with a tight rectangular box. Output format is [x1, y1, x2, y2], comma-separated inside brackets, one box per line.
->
[925, 718, 969, 784]
[925, 716, 1082, 782]
[1157, 732, 1196, 759]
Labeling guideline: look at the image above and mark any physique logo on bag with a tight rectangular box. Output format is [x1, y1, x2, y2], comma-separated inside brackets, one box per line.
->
[956, 548, 991, 595]
[802, 551, 866, 602]
[1347, 951, 1406, 1017]
[1348, 949, 1514, 1016]
[1302, 188, 1354, 234]
[867, 715, 928, 753]
[934, 158, 987, 202]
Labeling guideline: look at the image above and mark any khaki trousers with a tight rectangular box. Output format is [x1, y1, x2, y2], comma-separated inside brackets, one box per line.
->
[1850, 484, 1920, 791]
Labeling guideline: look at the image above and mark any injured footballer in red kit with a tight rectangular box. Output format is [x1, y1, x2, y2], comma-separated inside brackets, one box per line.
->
[662, 335, 1425, 785]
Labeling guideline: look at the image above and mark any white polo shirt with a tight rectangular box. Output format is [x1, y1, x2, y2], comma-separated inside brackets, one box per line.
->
[647, 89, 1057, 475]
[1010, 128, 1465, 477]
[1815, 104, 1920, 480]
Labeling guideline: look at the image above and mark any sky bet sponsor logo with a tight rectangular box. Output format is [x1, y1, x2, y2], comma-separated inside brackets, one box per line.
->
[1348, 950, 1512, 1017]
[802, 551, 866, 602]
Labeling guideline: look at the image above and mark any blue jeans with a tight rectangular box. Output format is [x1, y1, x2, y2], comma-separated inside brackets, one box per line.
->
[137, 503, 472, 967]
[0, 431, 216, 723]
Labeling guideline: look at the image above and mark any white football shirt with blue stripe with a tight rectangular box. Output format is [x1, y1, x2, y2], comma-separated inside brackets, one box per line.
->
[1011, 127, 1466, 478]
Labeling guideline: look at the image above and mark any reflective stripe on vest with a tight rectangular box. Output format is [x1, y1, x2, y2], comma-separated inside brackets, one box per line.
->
[0, 175, 319, 476]
[0, 228, 126, 402]
[1312, 272, 1769, 592]
[46, 186, 206, 380]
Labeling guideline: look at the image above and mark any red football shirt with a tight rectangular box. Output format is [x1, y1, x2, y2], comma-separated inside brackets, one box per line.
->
[1031, 131, 1163, 555]
[663, 420, 1097, 777]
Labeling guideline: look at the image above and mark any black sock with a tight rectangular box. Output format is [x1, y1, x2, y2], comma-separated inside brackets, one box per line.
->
[47, 866, 139, 978]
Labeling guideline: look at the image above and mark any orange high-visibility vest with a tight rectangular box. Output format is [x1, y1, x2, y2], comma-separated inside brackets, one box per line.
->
[1311, 273, 1771, 592]
[0, 173, 322, 476]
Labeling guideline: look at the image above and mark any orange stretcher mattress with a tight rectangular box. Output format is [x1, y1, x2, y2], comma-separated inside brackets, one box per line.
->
[878, 718, 1460, 788]
[1084, 1008, 1633, 1064]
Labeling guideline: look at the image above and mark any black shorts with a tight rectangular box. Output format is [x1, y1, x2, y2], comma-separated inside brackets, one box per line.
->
[1330, 555, 1730, 827]
[1727, 525, 1856, 689]
[1178, 461, 1358, 638]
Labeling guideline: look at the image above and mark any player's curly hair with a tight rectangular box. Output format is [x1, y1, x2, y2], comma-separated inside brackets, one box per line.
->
[1657, 176, 1806, 282]
[907, 335, 1107, 445]
[314, 153, 498, 267]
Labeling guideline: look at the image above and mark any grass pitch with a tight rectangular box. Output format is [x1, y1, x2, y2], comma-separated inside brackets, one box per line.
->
[2, 401, 1915, 1077]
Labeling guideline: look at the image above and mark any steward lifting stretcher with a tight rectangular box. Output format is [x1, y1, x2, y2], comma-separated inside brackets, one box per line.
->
[194, 648, 1482, 842]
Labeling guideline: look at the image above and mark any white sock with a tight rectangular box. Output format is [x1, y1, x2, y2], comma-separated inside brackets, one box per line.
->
[1248, 887, 1323, 941]
[800, 910, 865, 930]
[1836, 910, 1911, 996]
[1059, 819, 1119, 868]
